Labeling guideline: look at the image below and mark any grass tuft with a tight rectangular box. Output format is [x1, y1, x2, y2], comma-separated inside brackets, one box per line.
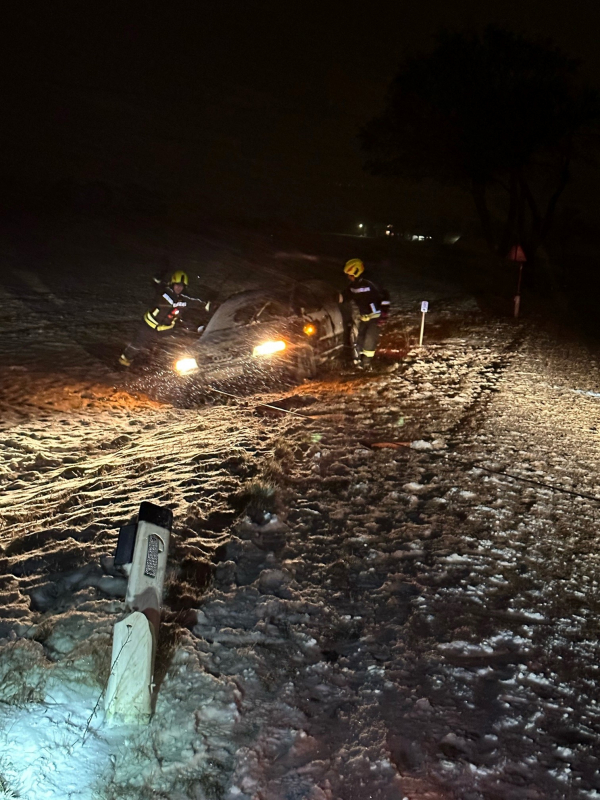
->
[229, 477, 280, 523]
[0, 640, 50, 706]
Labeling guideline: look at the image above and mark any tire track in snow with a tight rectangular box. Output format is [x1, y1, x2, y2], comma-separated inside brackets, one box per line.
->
[444, 323, 528, 447]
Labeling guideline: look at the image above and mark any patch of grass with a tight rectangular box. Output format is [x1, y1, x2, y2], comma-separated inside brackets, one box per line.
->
[0, 763, 20, 800]
[229, 477, 281, 523]
[0, 786, 18, 799]
[0, 640, 50, 706]
[260, 459, 286, 485]
[30, 617, 55, 643]
[58, 632, 113, 687]
[227, 433, 299, 523]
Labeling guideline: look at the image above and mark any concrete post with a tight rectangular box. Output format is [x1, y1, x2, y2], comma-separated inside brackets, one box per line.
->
[105, 502, 173, 723]
[105, 612, 154, 722]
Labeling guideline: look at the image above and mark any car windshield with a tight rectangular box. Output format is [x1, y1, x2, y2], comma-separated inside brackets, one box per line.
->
[233, 299, 288, 325]
[203, 290, 290, 335]
[290, 280, 339, 314]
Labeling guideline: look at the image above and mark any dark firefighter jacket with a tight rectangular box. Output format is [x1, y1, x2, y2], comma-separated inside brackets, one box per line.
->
[341, 278, 390, 321]
[143, 285, 197, 331]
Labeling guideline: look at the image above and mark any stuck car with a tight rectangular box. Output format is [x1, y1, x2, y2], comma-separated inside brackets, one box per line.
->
[166, 279, 346, 391]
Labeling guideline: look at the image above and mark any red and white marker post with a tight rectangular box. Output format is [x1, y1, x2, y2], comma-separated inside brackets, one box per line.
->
[509, 245, 527, 319]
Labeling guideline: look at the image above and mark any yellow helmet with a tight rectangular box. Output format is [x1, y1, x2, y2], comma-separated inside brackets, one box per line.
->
[344, 258, 364, 278]
[170, 270, 189, 286]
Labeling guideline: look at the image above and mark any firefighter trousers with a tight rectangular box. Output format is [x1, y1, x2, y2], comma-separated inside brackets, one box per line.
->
[121, 321, 172, 363]
[355, 318, 381, 362]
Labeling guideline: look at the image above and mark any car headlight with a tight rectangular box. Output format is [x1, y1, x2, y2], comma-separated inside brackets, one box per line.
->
[174, 357, 199, 374]
[252, 340, 286, 357]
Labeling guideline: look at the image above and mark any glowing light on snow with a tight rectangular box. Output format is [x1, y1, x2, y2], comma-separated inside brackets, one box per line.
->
[174, 357, 198, 374]
[252, 340, 286, 357]
[303, 323, 316, 336]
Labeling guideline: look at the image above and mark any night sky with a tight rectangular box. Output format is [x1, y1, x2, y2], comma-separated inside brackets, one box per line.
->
[2, 1, 599, 228]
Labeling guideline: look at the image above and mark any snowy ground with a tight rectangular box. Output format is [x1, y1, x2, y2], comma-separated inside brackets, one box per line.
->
[1, 218, 600, 799]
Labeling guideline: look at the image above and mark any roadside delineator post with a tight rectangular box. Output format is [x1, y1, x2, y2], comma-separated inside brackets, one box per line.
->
[419, 301, 429, 347]
[105, 502, 172, 724]
[509, 245, 527, 319]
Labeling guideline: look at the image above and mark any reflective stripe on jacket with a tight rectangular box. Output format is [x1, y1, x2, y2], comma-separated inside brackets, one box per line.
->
[143, 287, 190, 330]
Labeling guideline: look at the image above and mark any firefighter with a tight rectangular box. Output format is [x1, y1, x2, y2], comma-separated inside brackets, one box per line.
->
[339, 258, 390, 370]
[118, 269, 209, 367]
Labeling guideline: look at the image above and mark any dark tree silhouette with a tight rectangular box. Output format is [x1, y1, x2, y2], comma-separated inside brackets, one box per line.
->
[361, 26, 598, 262]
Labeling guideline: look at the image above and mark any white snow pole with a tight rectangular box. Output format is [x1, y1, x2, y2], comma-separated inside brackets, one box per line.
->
[419, 301, 429, 347]
[514, 263, 523, 318]
[105, 502, 172, 724]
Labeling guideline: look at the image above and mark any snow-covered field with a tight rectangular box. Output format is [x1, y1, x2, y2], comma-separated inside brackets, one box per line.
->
[1, 219, 600, 799]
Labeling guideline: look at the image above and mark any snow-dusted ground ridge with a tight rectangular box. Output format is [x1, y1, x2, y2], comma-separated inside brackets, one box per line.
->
[1, 220, 600, 799]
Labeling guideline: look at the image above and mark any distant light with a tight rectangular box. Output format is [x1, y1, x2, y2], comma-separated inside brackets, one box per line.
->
[303, 323, 316, 336]
[174, 357, 198, 374]
[358, 223, 363, 228]
[385, 230, 391, 236]
[253, 340, 286, 357]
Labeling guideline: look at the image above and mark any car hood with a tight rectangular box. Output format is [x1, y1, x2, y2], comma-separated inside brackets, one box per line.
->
[194, 320, 297, 362]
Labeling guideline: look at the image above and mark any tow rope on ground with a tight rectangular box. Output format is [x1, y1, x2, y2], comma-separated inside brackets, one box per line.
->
[477, 464, 600, 505]
[208, 386, 318, 419]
